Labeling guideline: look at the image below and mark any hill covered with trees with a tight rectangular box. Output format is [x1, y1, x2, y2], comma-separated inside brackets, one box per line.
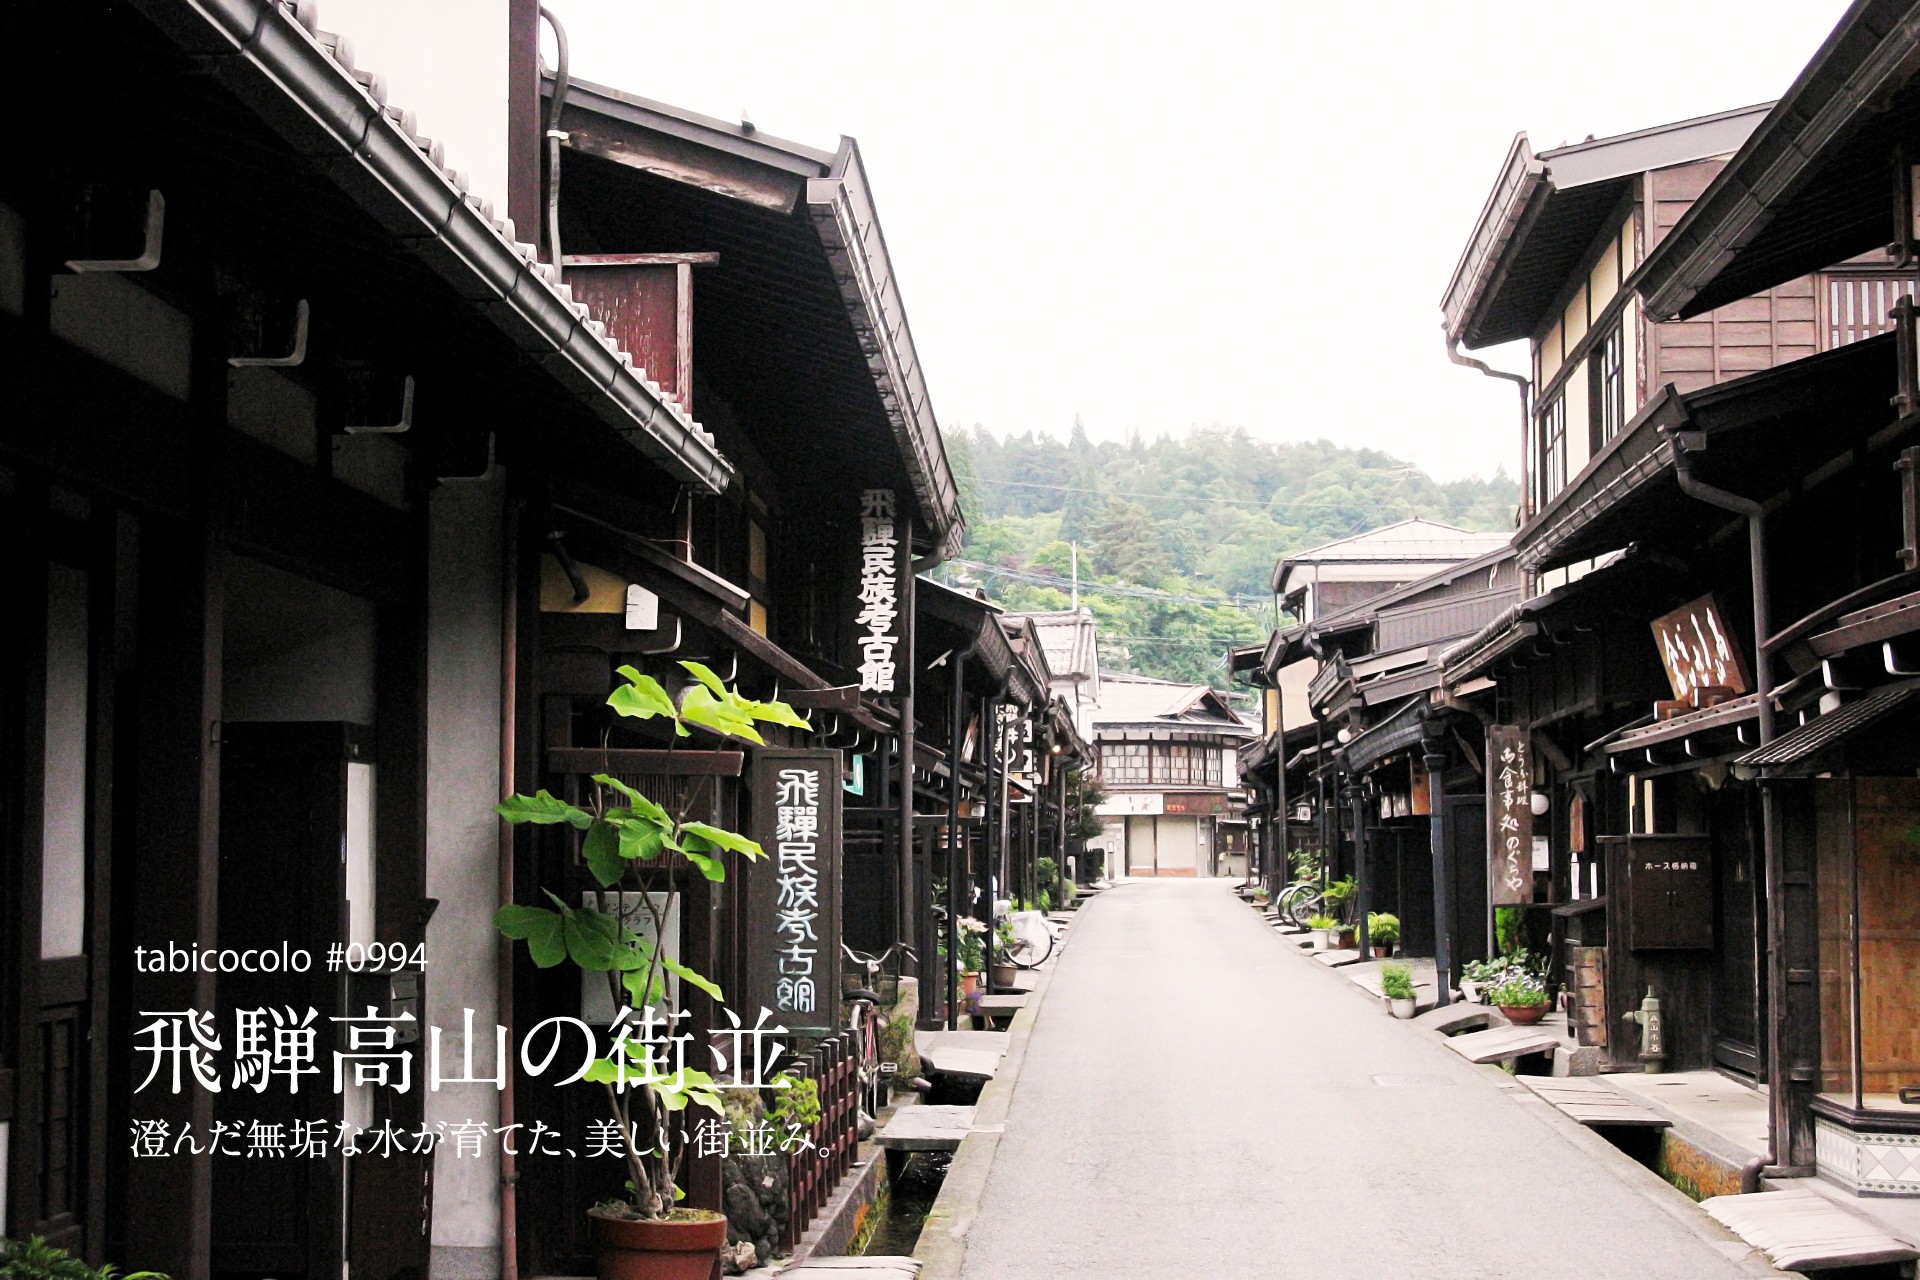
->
[935, 423, 1518, 688]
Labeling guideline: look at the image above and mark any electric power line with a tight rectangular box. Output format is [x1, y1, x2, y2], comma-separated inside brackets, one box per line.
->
[946, 559, 1269, 609]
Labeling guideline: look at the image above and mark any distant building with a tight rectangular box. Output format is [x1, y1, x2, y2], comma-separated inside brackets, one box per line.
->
[1089, 673, 1257, 877]
[1274, 518, 1512, 625]
[1016, 607, 1102, 741]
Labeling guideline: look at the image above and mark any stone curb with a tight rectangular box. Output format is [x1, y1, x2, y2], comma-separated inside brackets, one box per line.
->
[1252, 895, 1802, 1280]
[911, 892, 1085, 1280]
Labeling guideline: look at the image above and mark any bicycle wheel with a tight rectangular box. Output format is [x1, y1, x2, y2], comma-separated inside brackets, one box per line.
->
[1286, 888, 1323, 928]
[1007, 929, 1053, 969]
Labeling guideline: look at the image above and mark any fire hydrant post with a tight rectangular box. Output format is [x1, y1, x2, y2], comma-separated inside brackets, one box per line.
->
[1621, 986, 1667, 1073]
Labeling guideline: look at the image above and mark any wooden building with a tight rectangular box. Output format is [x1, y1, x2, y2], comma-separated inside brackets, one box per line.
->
[1089, 675, 1256, 878]
[0, 1, 1085, 1275]
[1626, 0, 1920, 1191]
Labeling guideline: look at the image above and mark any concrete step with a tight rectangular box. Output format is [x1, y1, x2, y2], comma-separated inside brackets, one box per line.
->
[1700, 1188, 1919, 1272]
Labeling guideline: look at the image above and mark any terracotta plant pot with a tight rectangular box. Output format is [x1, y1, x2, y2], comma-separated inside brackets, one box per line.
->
[1500, 1003, 1548, 1026]
[589, 1207, 727, 1280]
[959, 971, 980, 1001]
[1373, 945, 1392, 959]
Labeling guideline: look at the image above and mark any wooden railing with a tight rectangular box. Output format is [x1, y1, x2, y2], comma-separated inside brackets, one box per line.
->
[781, 1028, 860, 1252]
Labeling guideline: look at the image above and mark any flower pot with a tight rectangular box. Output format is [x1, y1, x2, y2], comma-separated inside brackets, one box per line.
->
[959, 971, 980, 1000]
[589, 1207, 727, 1280]
[1373, 945, 1392, 959]
[1309, 929, 1329, 951]
[1388, 996, 1416, 1020]
[990, 961, 1018, 989]
[1499, 1003, 1548, 1026]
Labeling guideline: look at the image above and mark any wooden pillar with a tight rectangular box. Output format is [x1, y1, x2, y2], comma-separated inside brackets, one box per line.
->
[123, 520, 222, 1280]
[896, 562, 917, 971]
[1350, 768, 1371, 955]
[1423, 718, 1452, 1008]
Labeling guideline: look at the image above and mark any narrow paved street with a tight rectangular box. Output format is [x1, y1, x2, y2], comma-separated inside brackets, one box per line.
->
[957, 880, 1758, 1280]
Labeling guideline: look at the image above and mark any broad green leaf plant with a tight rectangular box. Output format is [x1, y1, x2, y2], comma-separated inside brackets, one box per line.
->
[494, 661, 809, 1219]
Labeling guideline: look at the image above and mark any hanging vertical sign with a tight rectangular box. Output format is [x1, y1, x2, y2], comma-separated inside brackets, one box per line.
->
[1486, 726, 1533, 906]
[856, 489, 907, 694]
[747, 749, 843, 1039]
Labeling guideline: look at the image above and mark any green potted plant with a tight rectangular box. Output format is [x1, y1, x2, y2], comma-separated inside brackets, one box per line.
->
[1486, 968, 1550, 1026]
[1321, 876, 1357, 946]
[1380, 962, 1417, 1019]
[1366, 912, 1400, 958]
[1306, 913, 1335, 952]
[956, 916, 988, 1007]
[989, 918, 1019, 989]
[493, 662, 808, 1280]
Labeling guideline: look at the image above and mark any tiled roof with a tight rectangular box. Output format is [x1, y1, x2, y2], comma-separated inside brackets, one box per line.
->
[1287, 519, 1512, 564]
[1020, 608, 1098, 681]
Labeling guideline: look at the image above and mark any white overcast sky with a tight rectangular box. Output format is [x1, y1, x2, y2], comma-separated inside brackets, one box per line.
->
[549, 1, 1850, 482]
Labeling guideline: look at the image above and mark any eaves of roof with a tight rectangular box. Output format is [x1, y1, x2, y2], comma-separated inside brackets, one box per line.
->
[1639, 2, 1920, 321]
[1517, 331, 1899, 575]
[138, 0, 733, 493]
[1445, 104, 1771, 349]
[557, 76, 964, 560]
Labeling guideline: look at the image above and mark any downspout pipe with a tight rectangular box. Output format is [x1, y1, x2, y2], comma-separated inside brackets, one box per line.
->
[498, 501, 522, 1280]
[1448, 335, 1536, 593]
[1667, 426, 1788, 1179]
[1665, 429, 1775, 744]
[538, 6, 570, 268]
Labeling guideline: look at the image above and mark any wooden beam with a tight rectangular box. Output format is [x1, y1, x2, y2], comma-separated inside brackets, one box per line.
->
[783, 685, 862, 711]
[562, 252, 720, 267]
[547, 747, 744, 777]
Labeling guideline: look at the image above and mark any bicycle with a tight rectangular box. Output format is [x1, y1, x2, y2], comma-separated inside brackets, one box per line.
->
[1002, 909, 1056, 970]
[841, 942, 916, 1125]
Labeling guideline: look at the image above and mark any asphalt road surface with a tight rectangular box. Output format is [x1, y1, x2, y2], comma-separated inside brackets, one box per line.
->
[955, 878, 1763, 1280]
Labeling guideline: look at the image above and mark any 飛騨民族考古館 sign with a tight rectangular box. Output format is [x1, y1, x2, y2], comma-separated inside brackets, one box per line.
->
[855, 488, 908, 694]
[746, 749, 843, 1039]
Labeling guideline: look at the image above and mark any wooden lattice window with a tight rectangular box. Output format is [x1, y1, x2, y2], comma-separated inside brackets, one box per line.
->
[1824, 275, 1918, 349]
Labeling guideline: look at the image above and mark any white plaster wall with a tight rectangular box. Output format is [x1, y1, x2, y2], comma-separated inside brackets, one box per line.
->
[41, 564, 90, 959]
[423, 474, 505, 1272]
[322, 0, 512, 220]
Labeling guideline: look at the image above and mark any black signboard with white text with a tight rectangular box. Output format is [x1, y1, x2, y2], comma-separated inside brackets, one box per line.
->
[746, 750, 843, 1039]
[855, 488, 909, 695]
[1486, 725, 1533, 906]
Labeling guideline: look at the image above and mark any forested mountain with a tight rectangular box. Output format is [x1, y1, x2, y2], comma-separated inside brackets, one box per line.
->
[934, 423, 1519, 689]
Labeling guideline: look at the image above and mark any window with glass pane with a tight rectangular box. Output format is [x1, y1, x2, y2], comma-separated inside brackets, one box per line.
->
[1589, 322, 1624, 452]
[1534, 392, 1567, 511]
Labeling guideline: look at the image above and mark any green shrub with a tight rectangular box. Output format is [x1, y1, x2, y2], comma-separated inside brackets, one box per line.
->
[1307, 913, 1336, 930]
[1366, 912, 1400, 946]
[1380, 963, 1415, 1001]
[1486, 970, 1548, 1008]
[0, 1236, 165, 1280]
